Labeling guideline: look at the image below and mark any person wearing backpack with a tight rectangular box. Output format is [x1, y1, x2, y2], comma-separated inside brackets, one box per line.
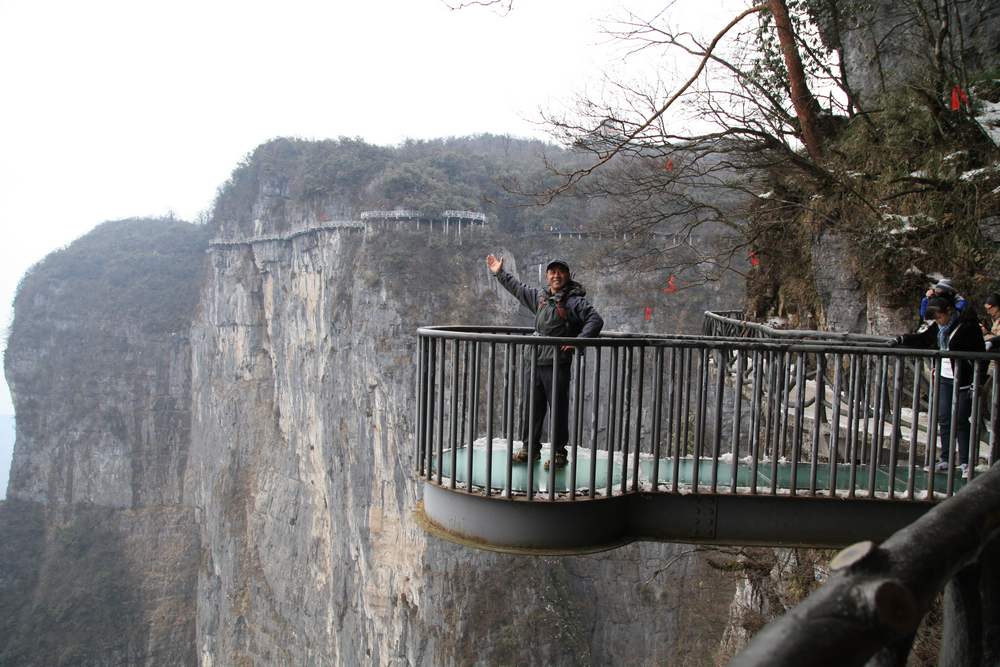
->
[486, 255, 604, 469]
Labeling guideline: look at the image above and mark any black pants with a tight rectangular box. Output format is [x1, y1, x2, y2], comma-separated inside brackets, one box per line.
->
[521, 362, 571, 456]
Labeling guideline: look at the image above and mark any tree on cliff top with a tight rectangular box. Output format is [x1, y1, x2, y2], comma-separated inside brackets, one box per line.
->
[473, 0, 1000, 320]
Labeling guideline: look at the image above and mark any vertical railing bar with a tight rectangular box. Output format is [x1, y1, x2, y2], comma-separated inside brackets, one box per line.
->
[465, 342, 478, 493]
[762, 350, 775, 476]
[875, 354, 890, 464]
[416, 336, 425, 472]
[990, 368, 999, 466]
[570, 350, 585, 500]
[651, 347, 665, 492]
[631, 346, 645, 493]
[690, 347, 706, 492]
[887, 356, 904, 499]
[906, 357, 922, 500]
[926, 358, 941, 498]
[847, 354, 860, 499]
[670, 348, 684, 493]
[809, 353, 825, 495]
[829, 353, 843, 497]
[867, 356, 886, 499]
[778, 350, 793, 465]
[605, 347, 619, 497]
[484, 343, 496, 497]
[526, 345, 538, 501]
[548, 350, 559, 502]
[968, 362, 984, 482]
[790, 351, 806, 496]
[449, 340, 461, 490]
[769, 351, 785, 496]
[946, 368, 961, 498]
[860, 356, 873, 469]
[711, 347, 725, 493]
[435, 338, 446, 485]
[620, 346, 633, 495]
[504, 343, 515, 499]
[589, 347, 602, 498]
[682, 348, 695, 489]
[749, 350, 763, 495]
[730, 349, 745, 494]
[424, 337, 437, 479]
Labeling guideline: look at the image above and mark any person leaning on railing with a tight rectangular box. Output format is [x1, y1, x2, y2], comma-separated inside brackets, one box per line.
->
[485, 254, 604, 469]
[982, 293, 1000, 350]
[890, 296, 985, 476]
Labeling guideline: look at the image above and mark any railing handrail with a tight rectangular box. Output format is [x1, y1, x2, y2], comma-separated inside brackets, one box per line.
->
[417, 324, 1000, 362]
[703, 310, 891, 345]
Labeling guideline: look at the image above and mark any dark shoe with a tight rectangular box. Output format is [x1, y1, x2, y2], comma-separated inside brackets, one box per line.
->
[513, 448, 540, 464]
[544, 451, 569, 470]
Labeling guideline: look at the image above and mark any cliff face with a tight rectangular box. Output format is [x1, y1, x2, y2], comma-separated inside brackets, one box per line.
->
[187, 175, 738, 663]
[1, 218, 208, 666]
[2, 145, 743, 665]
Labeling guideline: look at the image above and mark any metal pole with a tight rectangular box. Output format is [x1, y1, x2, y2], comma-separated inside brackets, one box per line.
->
[548, 352, 559, 501]
[749, 349, 763, 495]
[968, 362, 984, 482]
[631, 346, 646, 493]
[710, 347, 725, 493]
[829, 353, 843, 497]
[606, 347, 619, 497]
[867, 356, 887, 499]
[887, 356, 904, 499]
[485, 343, 496, 497]
[589, 347, 602, 498]
[651, 347, 665, 491]
[809, 353, 825, 495]
[730, 348, 745, 494]
[906, 358, 922, 500]
[435, 338, 446, 485]
[526, 345, 538, 501]
[570, 349, 585, 500]
[790, 351, 806, 496]
[620, 346, 633, 495]
[926, 359, 942, 498]
[946, 369, 961, 497]
[847, 354, 861, 499]
[449, 339, 461, 490]
[667, 347, 680, 493]
[504, 343, 516, 499]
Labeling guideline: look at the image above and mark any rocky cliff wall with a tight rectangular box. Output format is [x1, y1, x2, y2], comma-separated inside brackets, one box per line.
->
[2, 151, 744, 665]
[187, 218, 739, 665]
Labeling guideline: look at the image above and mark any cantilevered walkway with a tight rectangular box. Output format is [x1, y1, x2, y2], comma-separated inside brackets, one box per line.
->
[414, 313, 1000, 553]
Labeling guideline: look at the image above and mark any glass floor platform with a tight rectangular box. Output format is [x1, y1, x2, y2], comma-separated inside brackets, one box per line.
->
[430, 443, 969, 496]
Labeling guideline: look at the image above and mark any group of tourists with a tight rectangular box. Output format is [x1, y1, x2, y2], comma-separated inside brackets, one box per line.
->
[892, 278, 1000, 477]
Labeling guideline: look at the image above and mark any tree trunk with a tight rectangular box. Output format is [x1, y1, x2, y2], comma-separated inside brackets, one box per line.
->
[769, 0, 825, 162]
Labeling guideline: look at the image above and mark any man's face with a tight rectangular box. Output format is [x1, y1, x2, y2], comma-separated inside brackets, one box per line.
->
[546, 266, 569, 293]
[932, 308, 952, 327]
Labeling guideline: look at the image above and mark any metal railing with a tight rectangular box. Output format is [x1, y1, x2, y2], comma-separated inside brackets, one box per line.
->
[415, 324, 1000, 503]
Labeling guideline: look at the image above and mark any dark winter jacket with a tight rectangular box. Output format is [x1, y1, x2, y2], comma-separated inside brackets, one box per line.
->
[898, 316, 986, 387]
[494, 268, 604, 364]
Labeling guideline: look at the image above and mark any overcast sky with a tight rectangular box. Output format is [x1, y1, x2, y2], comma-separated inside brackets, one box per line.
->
[0, 0, 742, 422]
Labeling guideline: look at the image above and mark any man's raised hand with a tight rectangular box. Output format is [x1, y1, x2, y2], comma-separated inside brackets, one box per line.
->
[486, 254, 503, 274]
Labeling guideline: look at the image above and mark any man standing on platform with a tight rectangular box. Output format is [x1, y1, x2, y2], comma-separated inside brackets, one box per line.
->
[486, 255, 604, 469]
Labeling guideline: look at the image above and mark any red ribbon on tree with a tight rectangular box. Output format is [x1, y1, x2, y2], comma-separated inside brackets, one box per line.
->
[663, 274, 678, 294]
[950, 85, 969, 111]
[664, 159, 674, 172]
[644, 306, 652, 321]
[749, 251, 760, 267]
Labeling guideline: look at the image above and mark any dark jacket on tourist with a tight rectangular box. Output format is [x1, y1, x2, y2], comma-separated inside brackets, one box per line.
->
[898, 316, 986, 387]
[494, 268, 603, 364]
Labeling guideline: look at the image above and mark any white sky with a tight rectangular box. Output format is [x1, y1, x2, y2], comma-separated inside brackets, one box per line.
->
[0, 0, 746, 418]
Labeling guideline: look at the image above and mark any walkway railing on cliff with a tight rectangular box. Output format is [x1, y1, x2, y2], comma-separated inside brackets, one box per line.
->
[414, 314, 999, 549]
